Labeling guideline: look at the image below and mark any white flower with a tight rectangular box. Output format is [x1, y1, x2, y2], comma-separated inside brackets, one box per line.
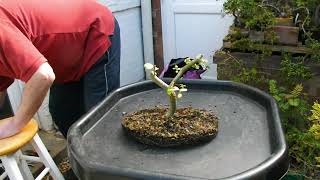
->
[144, 63, 154, 70]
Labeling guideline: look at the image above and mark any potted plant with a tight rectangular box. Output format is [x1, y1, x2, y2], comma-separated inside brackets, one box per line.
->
[261, 0, 310, 45]
[261, 0, 295, 26]
[223, 0, 309, 46]
[246, 7, 275, 42]
[224, 0, 275, 42]
[121, 55, 219, 147]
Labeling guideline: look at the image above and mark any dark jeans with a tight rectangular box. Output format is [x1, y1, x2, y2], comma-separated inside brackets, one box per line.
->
[49, 18, 121, 137]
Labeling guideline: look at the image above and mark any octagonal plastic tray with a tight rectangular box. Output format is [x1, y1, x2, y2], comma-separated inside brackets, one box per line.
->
[68, 80, 289, 180]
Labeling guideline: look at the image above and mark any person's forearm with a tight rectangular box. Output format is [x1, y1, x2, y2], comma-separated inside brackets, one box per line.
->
[0, 90, 6, 109]
[13, 62, 55, 130]
[0, 62, 55, 139]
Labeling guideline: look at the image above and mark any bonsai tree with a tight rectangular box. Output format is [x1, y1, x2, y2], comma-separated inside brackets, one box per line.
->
[261, 0, 309, 29]
[121, 55, 219, 147]
[224, 0, 275, 31]
[143, 54, 208, 118]
[224, 0, 275, 42]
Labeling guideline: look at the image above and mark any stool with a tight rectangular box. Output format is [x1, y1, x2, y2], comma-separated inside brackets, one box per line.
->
[0, 118, 64, 180]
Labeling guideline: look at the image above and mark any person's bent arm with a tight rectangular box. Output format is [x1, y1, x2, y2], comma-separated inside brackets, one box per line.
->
[0, 61, 55, 139]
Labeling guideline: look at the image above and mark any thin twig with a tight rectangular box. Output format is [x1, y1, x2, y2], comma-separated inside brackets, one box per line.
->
[169, 55, 204, 87]
[293, 7, 310, 35]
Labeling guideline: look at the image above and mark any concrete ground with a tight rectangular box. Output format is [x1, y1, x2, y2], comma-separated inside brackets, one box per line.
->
[21, 130, 78, 179]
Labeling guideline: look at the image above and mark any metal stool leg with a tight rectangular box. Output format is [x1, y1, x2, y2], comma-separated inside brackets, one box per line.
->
[30, 134, 64, 180]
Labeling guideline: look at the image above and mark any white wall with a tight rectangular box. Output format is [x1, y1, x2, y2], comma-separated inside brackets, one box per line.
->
[161, 0, 233, 79]
[7, 0, 145, 131]
[98, 0, 145, 86]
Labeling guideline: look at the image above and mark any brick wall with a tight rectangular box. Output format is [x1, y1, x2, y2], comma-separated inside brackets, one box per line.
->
[151, 0, 164, 72]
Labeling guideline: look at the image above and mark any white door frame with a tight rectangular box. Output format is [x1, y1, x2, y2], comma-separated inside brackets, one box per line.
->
[160, 0, 228, 65]
[160, 0, 176, 65]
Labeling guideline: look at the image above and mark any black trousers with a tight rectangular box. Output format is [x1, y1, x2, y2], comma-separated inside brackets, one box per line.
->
[49, 18, 121, 137]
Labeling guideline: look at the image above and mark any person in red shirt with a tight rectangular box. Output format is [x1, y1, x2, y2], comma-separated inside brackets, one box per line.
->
[0, 0, 121, 138]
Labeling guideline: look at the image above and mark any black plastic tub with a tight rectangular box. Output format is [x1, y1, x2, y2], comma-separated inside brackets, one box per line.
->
[68, 80, 289, 180]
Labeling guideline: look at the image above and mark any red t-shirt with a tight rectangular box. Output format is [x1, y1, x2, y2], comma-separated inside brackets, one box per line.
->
[0, 0, 115, 91]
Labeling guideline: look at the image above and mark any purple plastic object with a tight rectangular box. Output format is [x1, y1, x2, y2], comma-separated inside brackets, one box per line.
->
[160, 57, 206, 79]
[183, 70, 206, 79]
[159, 64, 169, 78]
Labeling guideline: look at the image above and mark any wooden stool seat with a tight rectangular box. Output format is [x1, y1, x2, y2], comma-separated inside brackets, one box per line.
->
[0, 118, 64, 180]
[0, 119, 38, 156]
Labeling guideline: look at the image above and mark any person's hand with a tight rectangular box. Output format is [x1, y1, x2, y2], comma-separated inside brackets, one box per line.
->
[0, 117, 23, 139]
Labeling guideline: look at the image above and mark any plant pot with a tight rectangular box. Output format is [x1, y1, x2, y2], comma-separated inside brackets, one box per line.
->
[122, 107, 219, 147]
[249, 30, 265, 42]
[273, 26, 299, 45]
[275, 17, 294, 26]
[68, 80, 289, 180]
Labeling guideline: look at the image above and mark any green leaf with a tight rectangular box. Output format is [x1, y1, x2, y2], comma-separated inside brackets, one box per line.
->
[179, 84, 187, 89]
[281, 103, 290, 111]
[289, 98, 300, 107]
[273, 95, 281, 102]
